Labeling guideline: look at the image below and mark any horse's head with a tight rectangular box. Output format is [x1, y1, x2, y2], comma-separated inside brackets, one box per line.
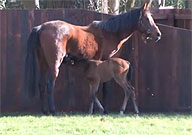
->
[138, 2, 161, 43]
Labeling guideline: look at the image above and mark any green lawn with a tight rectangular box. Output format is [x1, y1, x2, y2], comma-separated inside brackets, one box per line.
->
[0, 113, 192, 135]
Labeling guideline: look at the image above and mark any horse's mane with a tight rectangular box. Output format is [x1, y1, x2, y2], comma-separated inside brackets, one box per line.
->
[92, 8, 141, 32]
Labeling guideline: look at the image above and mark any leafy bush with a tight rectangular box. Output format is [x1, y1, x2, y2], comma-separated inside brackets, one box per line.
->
[0, 0, 6, 9]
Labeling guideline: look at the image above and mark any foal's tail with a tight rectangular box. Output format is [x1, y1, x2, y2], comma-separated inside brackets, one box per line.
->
[23, 26, 41, 98]
[127, 63, 133, 81]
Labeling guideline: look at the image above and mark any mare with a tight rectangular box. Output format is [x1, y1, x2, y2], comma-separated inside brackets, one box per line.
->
[24, 1, 161, 115]
[64, 55, 139, 115]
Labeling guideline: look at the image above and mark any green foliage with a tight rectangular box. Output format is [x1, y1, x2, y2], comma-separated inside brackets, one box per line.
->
[2, 0, 189, 10]
[0, 0, 6, 9]
[1, 113, 192, 135]
[165, 0, 187, 8]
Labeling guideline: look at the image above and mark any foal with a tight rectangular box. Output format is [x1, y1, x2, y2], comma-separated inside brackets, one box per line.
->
[64, 55, 139, 115]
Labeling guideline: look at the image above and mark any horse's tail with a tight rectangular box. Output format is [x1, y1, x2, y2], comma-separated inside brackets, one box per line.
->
[23, 26, 41, 98]
[127, 63, 133, 81]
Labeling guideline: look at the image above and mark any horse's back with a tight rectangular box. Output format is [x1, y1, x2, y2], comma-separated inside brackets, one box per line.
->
[40, 20, 73, 39]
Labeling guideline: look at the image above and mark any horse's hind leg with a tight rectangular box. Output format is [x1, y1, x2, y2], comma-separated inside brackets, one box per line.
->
[39, 71, 48, 115]
[37, 47, 49, 115]
[40, 39, 66, 115]
[46, 51, 65, 115]
[47, 70, 57, 115]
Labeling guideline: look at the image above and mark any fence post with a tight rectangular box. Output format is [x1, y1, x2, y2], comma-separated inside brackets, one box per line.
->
[167, 14, 175, 27]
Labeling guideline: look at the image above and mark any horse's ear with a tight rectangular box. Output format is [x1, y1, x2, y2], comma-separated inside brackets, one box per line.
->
[141, 0, 150, 12]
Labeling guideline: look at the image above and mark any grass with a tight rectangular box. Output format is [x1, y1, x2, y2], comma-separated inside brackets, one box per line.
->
[0, 113, 192, 135]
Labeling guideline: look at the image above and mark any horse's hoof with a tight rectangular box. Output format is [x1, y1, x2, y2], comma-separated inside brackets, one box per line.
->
[88, 112, 93, 115]
[103, 110, 108, 115]
[135, 111, 139, 115]
[134, 112, 139, 117]
[50, 111, 57, 116]
[120, 111, 124, 115]
[88, 110, 94, 115]
[134, 114, 139, 117]
[42, 111, 49, 116]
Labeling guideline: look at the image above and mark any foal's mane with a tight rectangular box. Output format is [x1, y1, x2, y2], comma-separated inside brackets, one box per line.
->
[92, 8, 141, 32]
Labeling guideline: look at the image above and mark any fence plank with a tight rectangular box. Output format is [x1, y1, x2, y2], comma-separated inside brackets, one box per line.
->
[0, 9, 191, 113]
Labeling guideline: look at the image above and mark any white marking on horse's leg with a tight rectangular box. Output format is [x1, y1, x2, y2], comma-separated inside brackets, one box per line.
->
[131, 92, 139, 114]
[94, 97, 104, 114]
[54, 51, 65, 77]
[120, 111, 124, 115]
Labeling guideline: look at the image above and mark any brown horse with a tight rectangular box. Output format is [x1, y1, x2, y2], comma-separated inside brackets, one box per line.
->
[64, 55, 139, 115]
[24, 2, 161, 115]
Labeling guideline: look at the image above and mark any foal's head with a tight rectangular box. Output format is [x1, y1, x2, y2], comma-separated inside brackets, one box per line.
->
[137, 2, 161, 42]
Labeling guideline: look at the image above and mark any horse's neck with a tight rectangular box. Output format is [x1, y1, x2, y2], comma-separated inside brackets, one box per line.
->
[116, 26, 137, 42]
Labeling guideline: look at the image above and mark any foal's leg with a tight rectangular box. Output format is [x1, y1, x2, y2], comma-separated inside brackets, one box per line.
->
[126, 81, 139, 114]
[88, 84, 94, 114]
[89, 80, 105, 114]
[114, 75, 132, 115]
[102, 83, 109, 114]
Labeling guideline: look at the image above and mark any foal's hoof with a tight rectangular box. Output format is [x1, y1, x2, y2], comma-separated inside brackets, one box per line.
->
[42, 111, 49, 116]
[135, 111, 139, 115]
[134, 114, 139, 117]
[134, 112, 139, 117]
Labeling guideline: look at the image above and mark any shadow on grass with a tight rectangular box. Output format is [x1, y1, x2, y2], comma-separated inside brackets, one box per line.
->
[1, 112, 191, 118]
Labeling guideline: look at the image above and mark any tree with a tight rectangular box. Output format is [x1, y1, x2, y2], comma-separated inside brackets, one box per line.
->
[0, 0, 6, 9]
[21, 0, 40, 9]
[108, 0, 119, 14]
[125, 0, 135, 10]
[189, 0, 192, 8]
[102, 0, 108, 13]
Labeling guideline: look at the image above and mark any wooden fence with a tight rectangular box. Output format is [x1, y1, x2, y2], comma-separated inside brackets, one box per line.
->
[0, 9, 192, 113]
[151, 9, 192, 30]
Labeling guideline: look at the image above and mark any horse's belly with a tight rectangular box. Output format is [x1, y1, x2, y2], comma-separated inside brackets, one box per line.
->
[67, 31, 99, 59]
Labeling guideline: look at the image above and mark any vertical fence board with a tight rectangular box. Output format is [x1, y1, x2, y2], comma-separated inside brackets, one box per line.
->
[0, 9, 191, 113]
